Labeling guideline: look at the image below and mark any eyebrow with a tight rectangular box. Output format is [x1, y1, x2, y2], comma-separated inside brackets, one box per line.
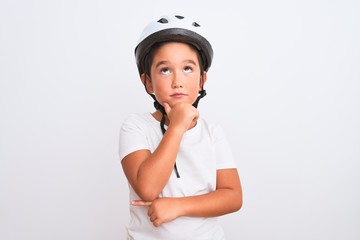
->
[184, 60, 197, 66]
[154, 61, 168, 69]
[154, 59, 197, 69]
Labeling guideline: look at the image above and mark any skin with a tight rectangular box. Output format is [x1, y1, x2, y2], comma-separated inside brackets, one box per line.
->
[121, 42, 242, 227]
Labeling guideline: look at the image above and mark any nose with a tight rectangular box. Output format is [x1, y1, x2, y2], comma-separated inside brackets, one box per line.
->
[171, 72, 183, 89]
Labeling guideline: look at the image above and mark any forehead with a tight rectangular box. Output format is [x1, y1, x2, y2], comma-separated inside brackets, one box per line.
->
[152, 42, 199, 61]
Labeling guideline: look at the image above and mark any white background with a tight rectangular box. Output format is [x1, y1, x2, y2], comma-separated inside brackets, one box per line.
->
[1, 0, 359, 239]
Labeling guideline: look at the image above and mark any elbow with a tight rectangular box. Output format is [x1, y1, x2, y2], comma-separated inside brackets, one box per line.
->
[135, 186, 160, 202]
[235, 197, 243, 212]
[138, 195, 158, 203]
[232, 190, 243, 212]
[132, 175, 163, 202]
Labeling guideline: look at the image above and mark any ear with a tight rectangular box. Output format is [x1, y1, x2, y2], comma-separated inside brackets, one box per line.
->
[200, 71, 208, 89]
[141, 73, 154, 93]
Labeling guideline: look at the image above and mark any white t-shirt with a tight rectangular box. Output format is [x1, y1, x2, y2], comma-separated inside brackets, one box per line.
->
[119, 112, 237, 240]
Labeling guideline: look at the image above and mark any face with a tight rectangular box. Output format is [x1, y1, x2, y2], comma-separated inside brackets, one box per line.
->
[142, 42, 207, 108]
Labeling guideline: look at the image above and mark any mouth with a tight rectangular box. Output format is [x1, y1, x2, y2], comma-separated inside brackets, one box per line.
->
[170, 93, 187, 98]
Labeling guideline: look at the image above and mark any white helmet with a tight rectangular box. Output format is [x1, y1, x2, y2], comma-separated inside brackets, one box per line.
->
[135, 14, 214, 75]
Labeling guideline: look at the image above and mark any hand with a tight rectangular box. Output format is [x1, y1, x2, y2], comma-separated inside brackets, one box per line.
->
[163, 102, 199, 132]
[132, 198, 183, 227]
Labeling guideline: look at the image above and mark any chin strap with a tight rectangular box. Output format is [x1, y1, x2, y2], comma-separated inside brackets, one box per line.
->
[193, 89, 207, 108]
[149, 89, 207, 178]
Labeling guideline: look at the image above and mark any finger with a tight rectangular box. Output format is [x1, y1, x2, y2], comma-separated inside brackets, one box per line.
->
[153, 219, 162, 227]
[192, 111, 199, 124]
[194, 108, 200, 118]
[149, 214, 157, 222]
[163, 102, 171, 115]
[147, 207, 152, 216]
[131, 200, 152, 206]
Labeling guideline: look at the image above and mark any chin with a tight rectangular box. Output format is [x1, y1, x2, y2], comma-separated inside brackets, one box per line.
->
[169, 100, 194, 107]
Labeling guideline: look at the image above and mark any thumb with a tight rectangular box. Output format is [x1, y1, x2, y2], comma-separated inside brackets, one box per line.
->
[163, 102, 171, 115]
[131, 200, 152, 206]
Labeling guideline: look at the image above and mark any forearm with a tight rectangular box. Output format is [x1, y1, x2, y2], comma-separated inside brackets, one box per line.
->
[132, 169, 243, 227]
[179, 188, 243, 218]
[123, 104, 200, 202]
[133, 187, 243, 227]
[136, 126, 184, 200]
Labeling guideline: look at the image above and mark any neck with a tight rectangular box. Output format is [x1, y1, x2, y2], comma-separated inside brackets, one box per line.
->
[152, 110, 169, 125]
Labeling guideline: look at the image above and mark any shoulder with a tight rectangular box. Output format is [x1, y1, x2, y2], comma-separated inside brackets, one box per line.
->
[198, 118, 224, 134]
[196, 118, 229, 142]
[119, 112, 154, 132]
[122, 112, 149, 122]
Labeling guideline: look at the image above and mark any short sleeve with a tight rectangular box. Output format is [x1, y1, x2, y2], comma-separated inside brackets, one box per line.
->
[118, 114, 150, 162]
[213, 124, 237, 169]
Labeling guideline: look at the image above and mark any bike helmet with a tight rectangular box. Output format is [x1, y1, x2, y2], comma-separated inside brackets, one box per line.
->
[135, 14, 214, 76]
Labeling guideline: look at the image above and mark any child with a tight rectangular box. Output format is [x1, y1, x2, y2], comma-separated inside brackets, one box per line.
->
[119, 14, 242, 240]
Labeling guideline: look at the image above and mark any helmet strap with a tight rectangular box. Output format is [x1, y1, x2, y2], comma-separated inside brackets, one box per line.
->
[192, 89, 207, 108]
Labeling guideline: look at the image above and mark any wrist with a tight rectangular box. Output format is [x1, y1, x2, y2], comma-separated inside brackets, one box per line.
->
[174, 197, 187, 217]
[166, 124, 187, 135]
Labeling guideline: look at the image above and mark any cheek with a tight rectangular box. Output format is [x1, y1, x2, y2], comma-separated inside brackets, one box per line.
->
[194, 79, 202, 90]
[151, 80, 161, 91]
[151, 81, 168, 95]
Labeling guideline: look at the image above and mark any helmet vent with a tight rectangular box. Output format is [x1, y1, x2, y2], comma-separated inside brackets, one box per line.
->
[175, 15, 184, 19]
[157, 18, 168, 23]
[192, 22, 200, 27]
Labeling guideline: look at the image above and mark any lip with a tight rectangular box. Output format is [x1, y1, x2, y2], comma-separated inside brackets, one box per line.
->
[170, 93, 187, 98]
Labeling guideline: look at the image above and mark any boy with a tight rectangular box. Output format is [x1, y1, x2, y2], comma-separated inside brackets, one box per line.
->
[119, 14, 242, 240]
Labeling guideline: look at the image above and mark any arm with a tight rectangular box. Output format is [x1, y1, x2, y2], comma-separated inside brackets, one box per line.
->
[133, 168, 243, 227]
[180, 168, 242, 217]
[121, 102, 199, 202]
[121, 127, 184, 202]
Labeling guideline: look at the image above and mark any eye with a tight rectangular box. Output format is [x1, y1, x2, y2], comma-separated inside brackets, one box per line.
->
[160, 67, 170, 75]
[183, 66, 193, 73]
